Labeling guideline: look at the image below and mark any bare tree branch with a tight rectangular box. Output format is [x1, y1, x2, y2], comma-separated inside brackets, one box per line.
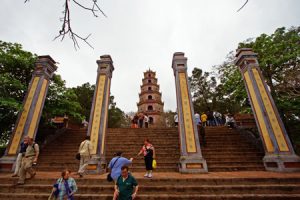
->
[73, 0, 107, 17]
[237, 0, 249, 12]
[25, 0, 107, 50]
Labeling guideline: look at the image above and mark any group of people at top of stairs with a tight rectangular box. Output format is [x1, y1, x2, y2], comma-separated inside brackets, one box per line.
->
[174, 110, 236, 129]
[12, 135, 39, 185]
[131, 112, 149, 128]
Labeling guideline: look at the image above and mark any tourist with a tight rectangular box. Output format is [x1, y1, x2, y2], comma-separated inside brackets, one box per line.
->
[133, 114, 139, 128]
[194, 112, 201, 125]
[144, 114, 149, 128]
[82, 118, 89, 129]
[130, 115, 135, 128]
[138, 113, 144, 128]
[137, 139, 155, 178]
[49, 169, 77, 200]
[108, 152, 133, 182]
[77, 136, 93, 178]
[12, 135, 29, 177]
[197, 123, 206, 147]
[113, 166, 138, 200]
[213, 111, 223, 126]
[207, 110, 215, 126]
[225, 114, 236, 129]
[201, 112, 207, 127]
[174, 113, 178, 126]
[17, 137, 39, 185]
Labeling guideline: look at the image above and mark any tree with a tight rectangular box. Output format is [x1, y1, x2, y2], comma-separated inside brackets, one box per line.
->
[215, 51, 249, 114]
[43, 74, 84, 123]
[0, 41, 37, 144]
[162, 110, 176, 127]
[189, 68, 216, 112]
[72, 83, 95, 120]
[108, 96, 129, 128]
[238, 27, 300, 119]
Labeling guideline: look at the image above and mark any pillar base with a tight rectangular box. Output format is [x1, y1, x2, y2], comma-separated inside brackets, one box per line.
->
[0, 155, 17, 172]
[263, 154, 300, 172]
[179, 155, 208, 173]
[87, 155, 106, 174]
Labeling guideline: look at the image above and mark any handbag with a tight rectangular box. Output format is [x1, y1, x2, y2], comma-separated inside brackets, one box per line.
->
[152, 159, 157, 169]
[106, 173, 113, 182]
[75, 153, 80, 160]
[107, 157, 121, 182]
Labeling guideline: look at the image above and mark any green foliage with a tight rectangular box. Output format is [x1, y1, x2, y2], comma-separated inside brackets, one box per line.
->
[162, 110, 176, 127]
[189, 67, 216, 112]
[72, 82, 95, 120]
[238, 27, 300, 123]
[43, 74, 84, 123]
[0, 41, 37, 144]
[192, 26, 300, 151]
[108, 96, 129, 128]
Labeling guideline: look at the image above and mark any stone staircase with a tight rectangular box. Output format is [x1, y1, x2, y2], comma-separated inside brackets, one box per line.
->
[36, 126, 264, 173]
[1, 172, 300, 199]
[106, 128, 180, 172]
[202, 126, 265, 171]
[1, 127, 300, 199]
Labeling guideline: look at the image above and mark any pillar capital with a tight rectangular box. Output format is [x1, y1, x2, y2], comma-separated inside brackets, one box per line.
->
[235, 48, 259, 71]
[96, 55, 114, 78]
[33, 55, 57, 79]
[172, 52, 187, 74]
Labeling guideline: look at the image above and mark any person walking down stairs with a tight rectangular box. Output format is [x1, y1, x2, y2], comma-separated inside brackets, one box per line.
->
[137, 139, 155, 178]
[113, 166, 139, 200]
[77, 136, 93, 178]
[17, 137, 39, 185]
[108, 151, 134, 182]
[48, 169, 77, 200]
[12, 135, 29, 177]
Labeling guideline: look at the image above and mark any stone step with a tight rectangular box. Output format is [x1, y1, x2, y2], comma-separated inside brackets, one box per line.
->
[36, 167, 178, 172]
[1, 184, 299, 194]
[4, 176, 300, 185]
[207, 166, 266, 172]
[0, 193, 299, 200]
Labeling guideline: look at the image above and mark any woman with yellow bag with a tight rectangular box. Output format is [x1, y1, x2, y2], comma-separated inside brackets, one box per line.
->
[137, 139, 156, 178]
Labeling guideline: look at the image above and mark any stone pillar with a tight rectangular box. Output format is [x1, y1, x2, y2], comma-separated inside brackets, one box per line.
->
[0, 56, 57, 172]
[235, 48, 300, 172]
[87, 55, 114, 174]
[172, 52, 208, 173]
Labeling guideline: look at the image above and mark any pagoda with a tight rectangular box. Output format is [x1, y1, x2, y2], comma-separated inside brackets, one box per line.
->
[137, 69, 164, 127]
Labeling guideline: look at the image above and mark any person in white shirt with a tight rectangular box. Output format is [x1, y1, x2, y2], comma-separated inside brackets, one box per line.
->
[174, 113, 178, 127]
[78, 136, 93, 177]
[144, 114, 149, 128]
[194, 112, 201, 125]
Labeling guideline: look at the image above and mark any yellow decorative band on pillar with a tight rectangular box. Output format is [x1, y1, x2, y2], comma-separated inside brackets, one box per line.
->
[101, 78, 111, 155]
[178, 72, 196, 153]
[8, 77, 40, 155]
[252, 69, 289, 152]
[244, 71, 274, 153]
[28, 79, 48, 138]
[90, 75, 106, 155]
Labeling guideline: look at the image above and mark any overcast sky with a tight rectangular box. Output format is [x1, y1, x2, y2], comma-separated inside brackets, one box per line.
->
[1, 0, 299, 112]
